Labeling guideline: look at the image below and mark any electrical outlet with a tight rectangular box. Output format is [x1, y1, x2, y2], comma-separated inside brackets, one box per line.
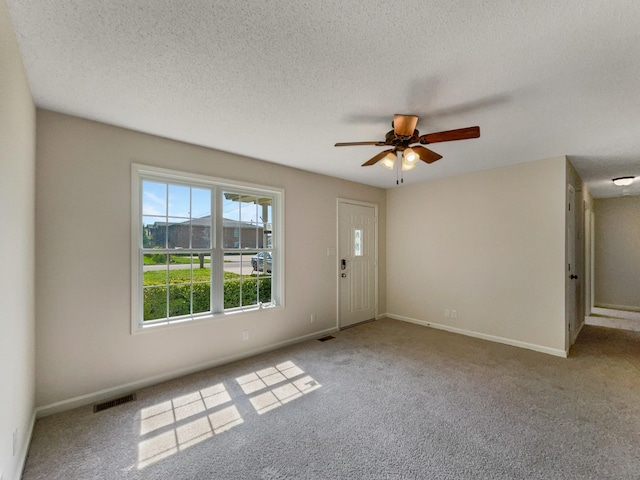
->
[451, 310, 458, 319]
[242, 330, 249, 341]
[444, 309, 450, 318]
[310, 314, 316, 324]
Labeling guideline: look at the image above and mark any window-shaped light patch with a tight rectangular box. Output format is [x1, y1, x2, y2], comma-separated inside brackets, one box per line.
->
[137, 360, 318, 470]
[236, 361, 321, 415]
[137, 383, 240, 469]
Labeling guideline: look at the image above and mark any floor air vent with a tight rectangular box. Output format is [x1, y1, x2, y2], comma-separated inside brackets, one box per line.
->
[318, 335, 335, 342]
[93, 393, 137, 413]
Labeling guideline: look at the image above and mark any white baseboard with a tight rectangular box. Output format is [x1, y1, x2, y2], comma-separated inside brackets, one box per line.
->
[585, 315, 640, 332]
[375, 313, 387, 320]
[36, 326, 338, 418]
[15, 409, 36, 480]
[591, 307, 640, 321]
[386, 313, 568, 358]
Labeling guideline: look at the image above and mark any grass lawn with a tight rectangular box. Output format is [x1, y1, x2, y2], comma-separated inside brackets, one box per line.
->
[143, 268, 255, 286]
[144, 254, 211, 265]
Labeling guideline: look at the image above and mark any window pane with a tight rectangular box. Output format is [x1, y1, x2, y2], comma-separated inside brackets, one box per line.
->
[224, 276, 241, 309]
[222, 193, 240, 221]
[223, 220, 241, 249]
[258, 275, 272, 304]
[143, 216, 168, 248]
[239, 196, 257, 224]
[257, 198, 272, 224]
[239, 224, 259, 249]
[168, 254, 191, 284]
[241, 277, 259, 308]
[144, 286, 167, 321]
[191, 188, 211, 218]
[223, 252, 248, 277]
[191, 253, 211, 273]
[142, 181, 167, 216]
[168, 184, 190, 217]
[354, 229, 363, 256]
[192, 188, 211, 248]
[143, 254, 168, 286]
[223, 193, 263, 247]
[169, 286, 191, 317]
[192, 283, 211, 314]
[250, 251, 272, 274]
[191, 262, 211, 284]
[258, 199, 272, 249]
[192, 218, 211, 249]
[167, 217, 191, 248]
[261, 223, 272, 248]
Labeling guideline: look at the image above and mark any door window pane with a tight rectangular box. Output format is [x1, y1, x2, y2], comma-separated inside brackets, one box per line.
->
[354, 229, 363, 256]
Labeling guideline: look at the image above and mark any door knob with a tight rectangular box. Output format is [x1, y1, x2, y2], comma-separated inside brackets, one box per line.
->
[341, 273, 346, 278]
[569, 274, 578, 280]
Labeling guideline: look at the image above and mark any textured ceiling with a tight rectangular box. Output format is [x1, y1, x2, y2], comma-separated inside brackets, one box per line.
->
[6, 0, 640, 196]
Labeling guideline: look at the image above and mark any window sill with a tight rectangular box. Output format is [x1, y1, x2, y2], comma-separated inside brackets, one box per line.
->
[132, 303, 283, 335]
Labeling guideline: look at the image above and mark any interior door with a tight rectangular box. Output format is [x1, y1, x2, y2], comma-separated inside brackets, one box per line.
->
[566, 184, 578, 348]
[338, 200, 377, 328]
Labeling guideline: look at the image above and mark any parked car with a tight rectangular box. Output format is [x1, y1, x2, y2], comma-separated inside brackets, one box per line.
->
[251, 252, 272, 273]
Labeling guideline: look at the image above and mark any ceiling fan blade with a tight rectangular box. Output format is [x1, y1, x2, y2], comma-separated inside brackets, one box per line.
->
[335, 141, 385, 146]
[418, 126, 480, 144]
[393, 114, 419, 137]
[412, 146, 443, 164]
[362, 149, 395, 166]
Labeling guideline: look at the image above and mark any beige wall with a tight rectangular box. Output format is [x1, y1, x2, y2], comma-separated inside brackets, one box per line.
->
[386, 156, 567, 354]
[594, 196, 640, 310]
[35, 109, 386, 409]
[0, 1, 36, 477]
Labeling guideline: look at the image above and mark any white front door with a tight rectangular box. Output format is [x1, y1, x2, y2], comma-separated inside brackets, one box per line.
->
[338, 200, 377, 328]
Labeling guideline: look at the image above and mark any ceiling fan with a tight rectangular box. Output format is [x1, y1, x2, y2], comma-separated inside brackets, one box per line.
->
[335, 114, 480, 175]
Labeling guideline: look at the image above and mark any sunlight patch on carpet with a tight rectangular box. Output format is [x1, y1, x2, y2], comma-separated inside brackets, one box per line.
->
[236, 361, 321, 415]
[137, 361, 319, 469]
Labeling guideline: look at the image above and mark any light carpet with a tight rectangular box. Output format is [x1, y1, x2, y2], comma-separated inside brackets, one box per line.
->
[23, 319, 640, 479]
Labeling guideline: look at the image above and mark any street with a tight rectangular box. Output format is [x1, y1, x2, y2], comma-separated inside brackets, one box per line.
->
[143, 255, 255, 275]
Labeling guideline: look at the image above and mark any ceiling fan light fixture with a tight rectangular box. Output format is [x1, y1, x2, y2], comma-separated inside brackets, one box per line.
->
[403, 147, 419, 165]
[401, 157, 416, 171]
[380, 151, 396, 170]
[613, 176, 635, 186]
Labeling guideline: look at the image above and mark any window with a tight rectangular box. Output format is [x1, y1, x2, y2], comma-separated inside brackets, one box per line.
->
[354, 229, 363, 256]
[132, 164, 283, 332]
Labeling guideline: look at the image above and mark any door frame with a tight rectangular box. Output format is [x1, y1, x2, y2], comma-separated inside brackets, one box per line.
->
[565, 183, 577, 351]
[585, 203, 640, 325]
[336, 198, 379, 330]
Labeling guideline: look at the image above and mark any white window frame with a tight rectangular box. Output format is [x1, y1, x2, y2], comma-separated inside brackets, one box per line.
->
[131, 164, 284, 334]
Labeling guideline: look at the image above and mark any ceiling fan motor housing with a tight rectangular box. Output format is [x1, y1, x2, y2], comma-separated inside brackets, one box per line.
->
[385, 130, 419, 147]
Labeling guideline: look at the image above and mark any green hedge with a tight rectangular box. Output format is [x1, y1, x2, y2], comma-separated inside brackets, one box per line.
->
[223, 277, 272, 309]
[144, 277, 272, 321]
